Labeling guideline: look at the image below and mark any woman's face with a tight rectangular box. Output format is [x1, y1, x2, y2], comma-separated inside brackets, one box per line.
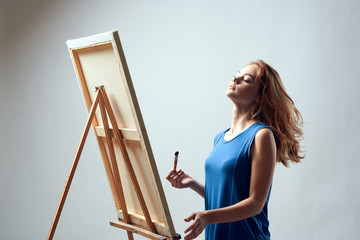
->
[226, 64, 261, 107]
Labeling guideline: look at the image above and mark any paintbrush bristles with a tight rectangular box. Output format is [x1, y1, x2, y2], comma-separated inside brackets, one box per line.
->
[174, 151, 179, 170]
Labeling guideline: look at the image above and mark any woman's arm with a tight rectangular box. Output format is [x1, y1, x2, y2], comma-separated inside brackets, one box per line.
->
[183, 128, 276, 240]
[166, 169, 205, 198]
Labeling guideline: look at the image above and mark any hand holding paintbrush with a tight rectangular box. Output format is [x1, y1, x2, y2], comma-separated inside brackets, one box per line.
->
[166, 151, 193, 189]
[166, 151, 204, 196]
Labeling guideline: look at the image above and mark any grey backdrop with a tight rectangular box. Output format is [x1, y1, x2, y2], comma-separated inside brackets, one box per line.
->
[1, 0, 359, 239]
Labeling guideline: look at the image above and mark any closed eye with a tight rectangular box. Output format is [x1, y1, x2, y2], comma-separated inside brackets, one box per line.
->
[243, 75, 254, 83]
[233, 75, 252, 84]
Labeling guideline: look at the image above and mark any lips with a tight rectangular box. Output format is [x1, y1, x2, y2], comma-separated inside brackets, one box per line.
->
[228, 84, 235, 90]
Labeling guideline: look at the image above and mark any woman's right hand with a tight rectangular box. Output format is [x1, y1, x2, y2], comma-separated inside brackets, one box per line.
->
[166, 169, 194, 189]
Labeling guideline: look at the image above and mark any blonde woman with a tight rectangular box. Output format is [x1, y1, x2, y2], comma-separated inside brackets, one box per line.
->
[166, 60, 304, 240]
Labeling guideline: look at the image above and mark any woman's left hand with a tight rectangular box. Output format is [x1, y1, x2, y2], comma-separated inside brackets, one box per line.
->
[184, 211, 208, 240]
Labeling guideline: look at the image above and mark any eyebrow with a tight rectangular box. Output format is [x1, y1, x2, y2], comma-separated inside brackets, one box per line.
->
[238, 71, 255, 79]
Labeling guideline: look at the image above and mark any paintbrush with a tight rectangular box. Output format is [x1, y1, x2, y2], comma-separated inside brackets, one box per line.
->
[174, 151, 179, 171]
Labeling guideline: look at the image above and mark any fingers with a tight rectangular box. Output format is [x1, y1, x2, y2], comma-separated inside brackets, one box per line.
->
[184, 221, 195, 233]
[165, 169, 176, 180]
[184, 223, 202, 240]
[184, 220, 196, 240]
[165, 169, 179, 181]
[172, 172, 184, 188]
[173, 170, 184, 181]
[184, 229, 200, 240]
[184, 213, 196, 222]
[166, 169, 182, 181]
[184, 213, 203, 240]
[165, 169, 185, 188]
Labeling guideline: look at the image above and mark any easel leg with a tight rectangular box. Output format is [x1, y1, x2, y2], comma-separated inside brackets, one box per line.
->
[47, 91, 101, 240]
[99, 87, 156, 233]
[127, 231, 135, 240]
[98, 93, 134, 240]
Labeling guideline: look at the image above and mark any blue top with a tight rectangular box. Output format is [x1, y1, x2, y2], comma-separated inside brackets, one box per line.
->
[204, 122, 272, 240]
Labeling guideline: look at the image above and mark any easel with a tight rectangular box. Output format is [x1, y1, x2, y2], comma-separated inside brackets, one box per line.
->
[47, 85, 180, 240]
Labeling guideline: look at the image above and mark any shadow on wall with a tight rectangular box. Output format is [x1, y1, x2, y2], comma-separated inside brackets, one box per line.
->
[0, 0, 58, 52]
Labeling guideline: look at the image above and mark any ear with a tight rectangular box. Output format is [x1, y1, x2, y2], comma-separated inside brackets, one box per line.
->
[256, 96, 261, 104]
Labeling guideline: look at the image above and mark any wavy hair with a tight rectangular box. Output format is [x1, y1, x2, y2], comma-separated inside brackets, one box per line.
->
[249, 60, 304, 167]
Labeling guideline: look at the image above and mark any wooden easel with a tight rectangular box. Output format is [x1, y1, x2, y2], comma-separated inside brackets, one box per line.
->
[47, 85, 180, 240]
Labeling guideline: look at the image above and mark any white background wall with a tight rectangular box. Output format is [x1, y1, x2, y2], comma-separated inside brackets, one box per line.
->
[1, 0, 359, 239]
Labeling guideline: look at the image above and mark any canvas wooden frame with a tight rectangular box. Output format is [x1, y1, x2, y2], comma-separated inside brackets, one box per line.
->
[65, 30, 178, 239]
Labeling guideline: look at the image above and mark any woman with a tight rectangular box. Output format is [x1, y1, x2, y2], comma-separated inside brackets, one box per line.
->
[166, 60, 304, 240]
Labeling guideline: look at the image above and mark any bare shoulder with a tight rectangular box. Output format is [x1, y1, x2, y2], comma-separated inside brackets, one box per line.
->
[252, 128, 276, 159]
[255, 128, 275, 143]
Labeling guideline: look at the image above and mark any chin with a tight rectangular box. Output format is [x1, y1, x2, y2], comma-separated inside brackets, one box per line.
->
[225, 90, 232, 97]
[226, 90, 235, 98]
[226, 93, 235, 102]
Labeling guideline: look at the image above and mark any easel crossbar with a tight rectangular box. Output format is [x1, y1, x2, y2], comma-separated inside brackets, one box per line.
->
[110, 221, 181, 240]
[95, 126, 140, 141]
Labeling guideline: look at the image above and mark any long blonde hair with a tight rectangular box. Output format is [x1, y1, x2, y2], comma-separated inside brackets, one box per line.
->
[250, 60, 304, 167]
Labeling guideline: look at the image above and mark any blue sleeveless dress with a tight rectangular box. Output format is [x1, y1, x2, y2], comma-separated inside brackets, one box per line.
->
[204, 122, 272, 240]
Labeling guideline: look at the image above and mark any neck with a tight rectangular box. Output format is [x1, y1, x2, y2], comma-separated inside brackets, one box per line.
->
[229, 104, 256, 134]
